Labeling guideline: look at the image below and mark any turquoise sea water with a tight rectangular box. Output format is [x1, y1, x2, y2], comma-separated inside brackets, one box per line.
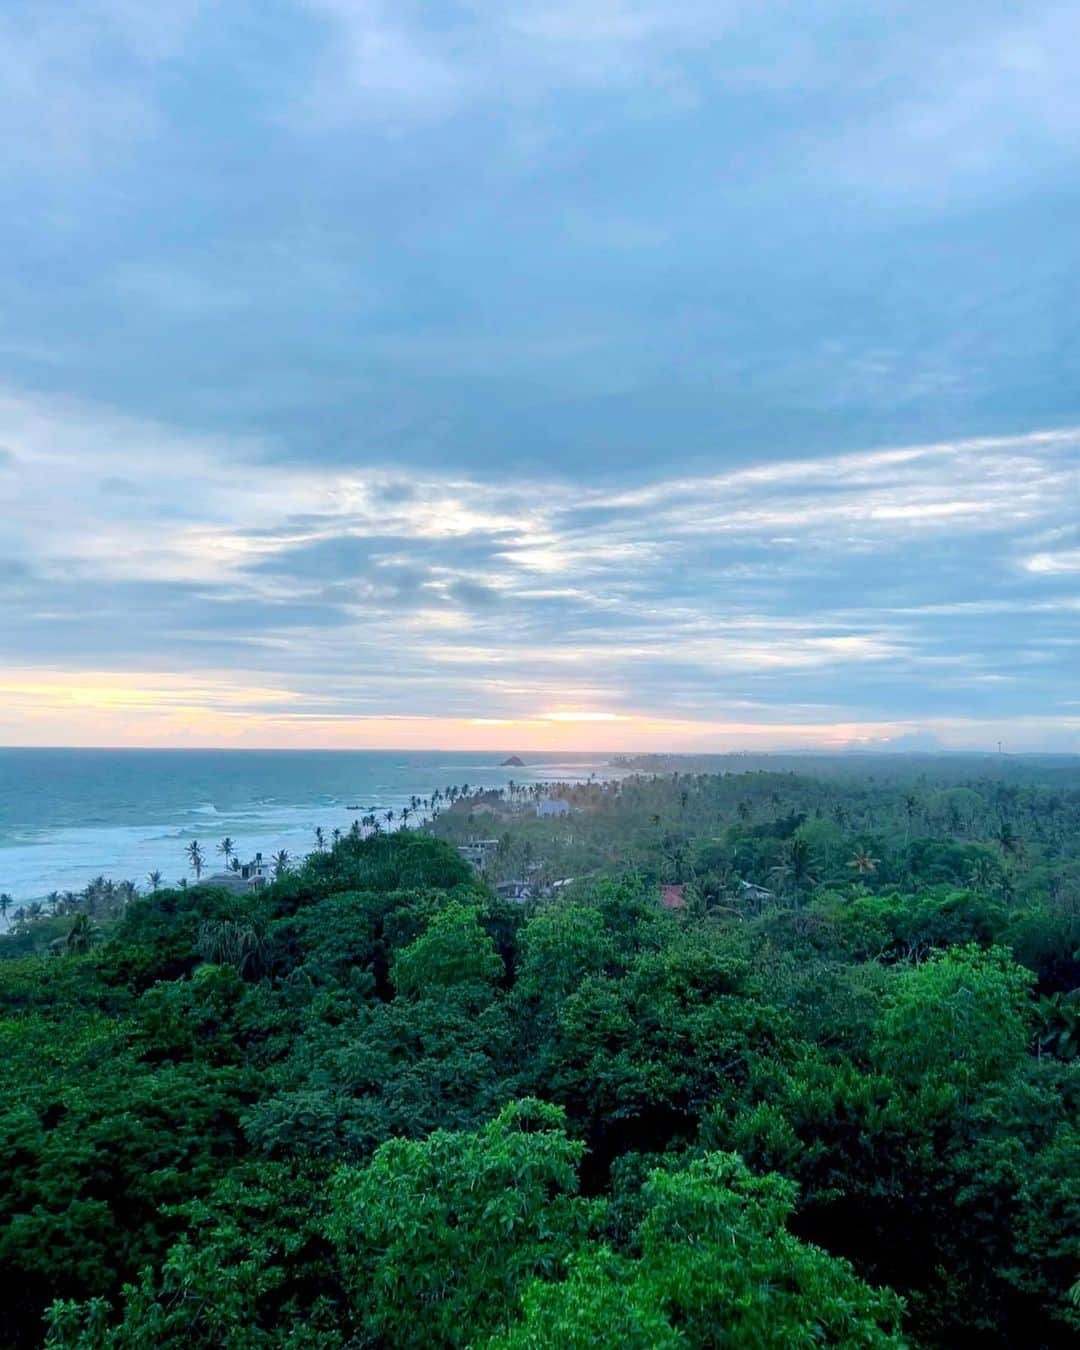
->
[0, 749, 613, 905]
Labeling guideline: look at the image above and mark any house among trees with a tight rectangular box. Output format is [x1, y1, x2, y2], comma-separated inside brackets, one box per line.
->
[660, 883, 686, 910]
[536, 799, 571, 818]
[495, 879, 533, 902]
[206, 852, 274, 893]
[203, 870, 248, 894]
[240, 852, 273, 888]
[457, 839, 500, 868]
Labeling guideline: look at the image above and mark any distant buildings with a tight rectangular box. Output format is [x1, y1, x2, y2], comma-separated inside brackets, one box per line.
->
[495, 880, 533, 902]
[203, 872, 247, 894]
[242, 852, 273, 887]
[457, 839, 500, 869]
[536, 799, 571, 818]
[204, 852, 272, 894]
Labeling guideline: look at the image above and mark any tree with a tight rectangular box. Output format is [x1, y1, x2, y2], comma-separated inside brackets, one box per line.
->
[196, 919, 266, 978]
[515, 904, 616, 1014]
[64, 914, 100, 955]
[272, 849, 291, 879]
[492, 1153, 904, 1348]
[848, 849, 879, 876]
[966, 855, 999, 894]
[391, 903, 502, 999]
[217, 837, 236, 869]
[313, 827, 326, 853]
[328, 1100, 598, 1347]
[873, 944, 1034, 1096]
[186, 840, 204, 880]
[995, 820, 1023, 859]
[146, 871, 163, 893]
[45, 1163, 341, 1349]
[0, 893, 11, 921]
[771, 837, 817, 898]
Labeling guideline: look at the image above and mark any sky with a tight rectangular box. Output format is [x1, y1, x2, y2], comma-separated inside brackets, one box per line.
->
[2, 0, 1080, 751]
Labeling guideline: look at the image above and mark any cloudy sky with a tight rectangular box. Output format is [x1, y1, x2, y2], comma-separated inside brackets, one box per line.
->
[2, 1, 1079, 750]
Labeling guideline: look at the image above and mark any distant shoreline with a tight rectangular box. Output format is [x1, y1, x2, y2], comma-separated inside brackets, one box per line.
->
[0, 752, 616, 913]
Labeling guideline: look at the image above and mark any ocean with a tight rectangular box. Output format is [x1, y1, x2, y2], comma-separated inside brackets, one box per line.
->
[0, 749, 614, 908]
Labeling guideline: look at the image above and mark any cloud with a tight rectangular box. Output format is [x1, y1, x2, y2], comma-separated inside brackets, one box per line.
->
[1024, 549, 1080, 575]
[3, 4, 1080, 745]
[2, 385, 1079, 744]
[0, 0, 204, 175]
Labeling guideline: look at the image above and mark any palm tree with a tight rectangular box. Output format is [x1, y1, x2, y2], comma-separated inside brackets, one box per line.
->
[65, 913, 100, 955]
[384, 809, 395, 828]
[218, 836, 236, 869]
[187, 840, 205, 880]
[847, 849, 879, 876]
[272, 849, 291, 879]
[46, 891, 61, 914]
[147, 870, 163, 892]
[770, 837, 818, 898]
[400, 806, 411, 828]
[966, 856, 998, 894]
[995, 820, 1022, 859]
[331, 827, 342, 846]
[197, 919, 266, 978]
[0, 893, 12, 921]
[313, 826, 326, 852]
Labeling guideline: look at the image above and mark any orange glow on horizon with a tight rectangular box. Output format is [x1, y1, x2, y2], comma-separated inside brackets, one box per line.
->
[1, 667, 1074, 753]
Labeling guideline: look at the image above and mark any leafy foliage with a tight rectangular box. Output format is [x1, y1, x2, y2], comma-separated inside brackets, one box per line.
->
[1, 768, 1077, 1348]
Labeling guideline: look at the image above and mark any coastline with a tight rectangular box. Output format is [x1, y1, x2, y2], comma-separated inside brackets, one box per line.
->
[0, 750, 615, 914]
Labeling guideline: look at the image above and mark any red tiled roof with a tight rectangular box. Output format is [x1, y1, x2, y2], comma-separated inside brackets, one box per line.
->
[661, 884, 686, 910]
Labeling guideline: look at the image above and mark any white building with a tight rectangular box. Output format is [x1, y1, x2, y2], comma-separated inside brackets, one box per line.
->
[203, 852, 273, 894]
[457, 839, 500, 868]
[536, 799, 571, 818]
[240, 852, 273, 888]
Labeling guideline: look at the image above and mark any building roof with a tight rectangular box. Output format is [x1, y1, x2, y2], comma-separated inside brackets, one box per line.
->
[537, 798, 571, 814]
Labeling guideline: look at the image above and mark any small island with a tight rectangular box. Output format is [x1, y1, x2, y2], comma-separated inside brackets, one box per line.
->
[500, 755, 526, 767]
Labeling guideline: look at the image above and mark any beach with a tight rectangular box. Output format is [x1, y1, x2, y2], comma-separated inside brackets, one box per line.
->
[0, 749, 613, 908]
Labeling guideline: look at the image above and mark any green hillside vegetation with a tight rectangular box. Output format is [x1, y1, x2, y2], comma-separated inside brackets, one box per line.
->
[2, 765, 1079, 1347]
